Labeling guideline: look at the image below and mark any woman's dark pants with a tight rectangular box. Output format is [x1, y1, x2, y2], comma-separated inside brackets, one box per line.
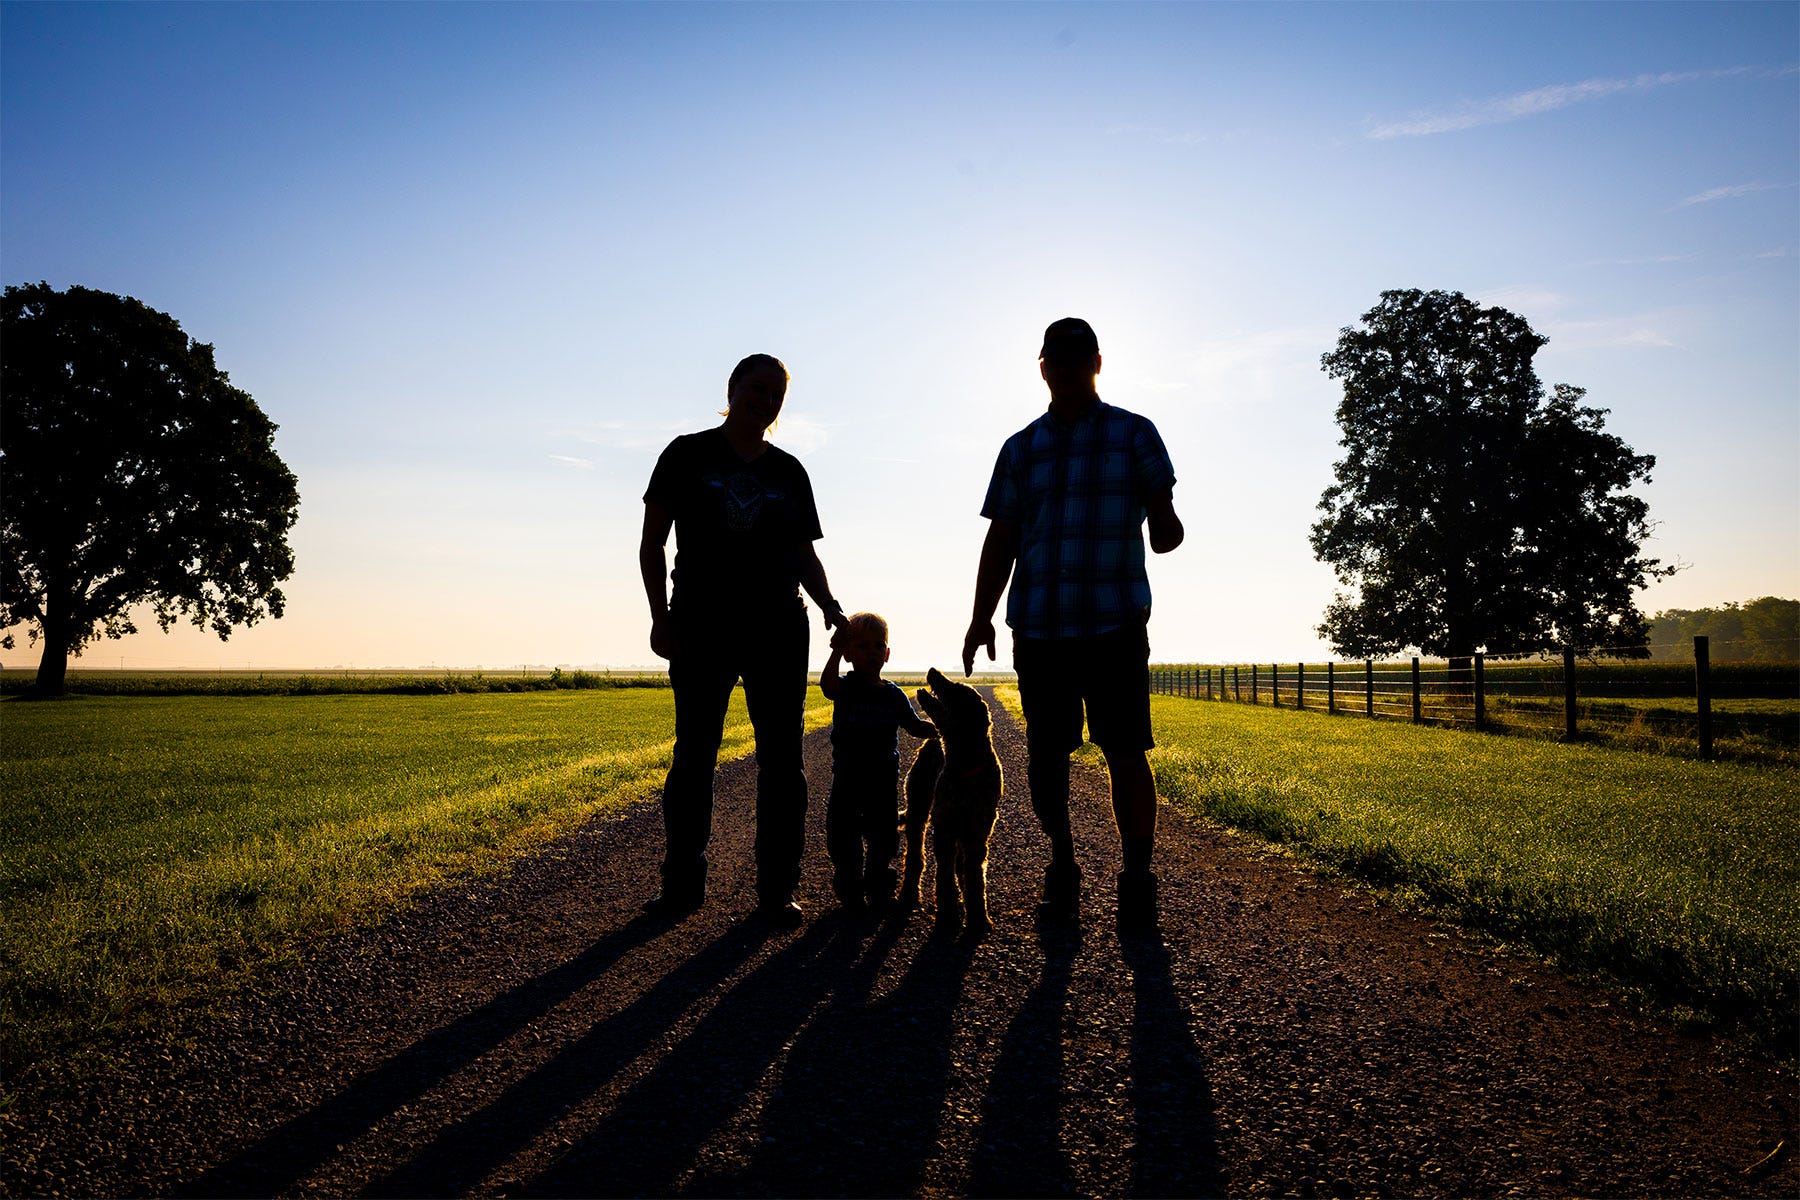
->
[660, 602, 810, 905]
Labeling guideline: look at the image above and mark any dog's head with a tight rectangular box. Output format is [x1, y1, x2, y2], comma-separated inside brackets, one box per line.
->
[916, 667, 991, 749]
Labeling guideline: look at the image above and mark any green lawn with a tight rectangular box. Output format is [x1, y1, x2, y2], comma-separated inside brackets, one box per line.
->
[1144, 695, 1800, 1052]
[0, 689, 832, 1079]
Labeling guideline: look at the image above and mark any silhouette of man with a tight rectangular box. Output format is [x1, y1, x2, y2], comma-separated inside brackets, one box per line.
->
[962, 318, 1184, 929]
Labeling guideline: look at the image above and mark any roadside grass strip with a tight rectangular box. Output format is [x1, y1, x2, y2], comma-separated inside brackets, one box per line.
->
[1145, 697, 1800, 1053]
[1, 689, 833, 1078]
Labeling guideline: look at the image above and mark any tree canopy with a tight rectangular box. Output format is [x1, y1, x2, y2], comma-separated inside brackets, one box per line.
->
[1647, 597, 1799, 663]
[1310, 288, 1672, 660]
[1, 283, 299, 693]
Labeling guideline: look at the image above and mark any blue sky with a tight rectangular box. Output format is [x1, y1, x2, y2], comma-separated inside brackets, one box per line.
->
[4, 2, 1795, 670]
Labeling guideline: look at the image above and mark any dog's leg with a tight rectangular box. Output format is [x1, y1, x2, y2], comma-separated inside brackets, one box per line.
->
[899, 749, 937, 912]
[964, 831, 992, 934]
[932, 810, 962, 928]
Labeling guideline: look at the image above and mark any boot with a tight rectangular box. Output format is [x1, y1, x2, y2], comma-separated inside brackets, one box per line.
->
[1037, 859, 1082, 923]
[1116, 869, 1159, 932]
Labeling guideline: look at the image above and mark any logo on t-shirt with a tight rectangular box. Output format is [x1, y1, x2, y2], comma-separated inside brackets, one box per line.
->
[705, 472, 785, 532]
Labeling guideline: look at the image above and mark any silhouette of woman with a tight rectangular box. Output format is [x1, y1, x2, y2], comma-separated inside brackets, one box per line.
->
[639, 353, 845, 925]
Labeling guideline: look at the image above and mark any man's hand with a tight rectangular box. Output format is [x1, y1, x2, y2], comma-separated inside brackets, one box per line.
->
[962, 619, 995, 677]
[820, 598, 847, 631]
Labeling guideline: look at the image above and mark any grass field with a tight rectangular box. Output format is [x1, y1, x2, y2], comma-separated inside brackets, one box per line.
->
[7, 683, 1794, 1092]
[1142, 694, 1800, 1053]
[0, 688, 831, 1083]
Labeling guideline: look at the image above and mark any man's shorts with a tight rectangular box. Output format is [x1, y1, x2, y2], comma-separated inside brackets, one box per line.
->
[1012, 620, 1153, 757]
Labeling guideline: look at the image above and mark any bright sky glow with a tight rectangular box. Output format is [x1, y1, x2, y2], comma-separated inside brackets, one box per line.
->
[3, 2, 1795, 671]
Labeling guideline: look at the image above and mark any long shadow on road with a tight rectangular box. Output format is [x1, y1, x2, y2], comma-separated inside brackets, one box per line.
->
[1124, 931, 1228, 1197]
[969, 920, 1080, 1198]
[520, 911, 881, 1197]
[363, 918, 773, 1197]
[182, 914, 669, 1199]
[708, 918, 976, 1197]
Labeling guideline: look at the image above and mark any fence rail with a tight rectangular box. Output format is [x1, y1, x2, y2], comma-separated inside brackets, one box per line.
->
[1150, 637, 1799, 762]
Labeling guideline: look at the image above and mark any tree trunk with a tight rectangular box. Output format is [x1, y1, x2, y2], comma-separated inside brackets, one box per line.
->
[1446, 654, 1474, 698]
[29, 612, 71, 697]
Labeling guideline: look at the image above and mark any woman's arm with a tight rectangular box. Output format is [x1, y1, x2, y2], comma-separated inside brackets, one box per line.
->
[796, 541, 846, 630]
[640, 501, 676, 659]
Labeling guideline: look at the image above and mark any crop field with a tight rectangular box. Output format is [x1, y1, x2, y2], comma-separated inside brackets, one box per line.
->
[0, 688, 832, 1078]
[1140, 694, 1800, 1051]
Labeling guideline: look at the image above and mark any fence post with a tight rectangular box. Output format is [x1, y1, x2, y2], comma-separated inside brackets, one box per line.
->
[1234, 665, 1240, 701]
[1365, 658, 1374, 717]
[1296, 662, 1306, 710]
[1327, 661, 1336, 714]
[1695, 635, 1713, 760]
[1411, 657, 1422, 723]
[1251, 664, 1258, 704]
[1207, 667, 1214, 700]
[1474, 652, 1486, 731]
[1563, 646, 1578, 740]
[1271, 664, 1279, 707]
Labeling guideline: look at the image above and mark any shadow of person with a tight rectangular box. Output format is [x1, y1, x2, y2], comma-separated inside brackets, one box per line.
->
[1121, 930, 1228, 1197]
[181, 914, 670, 1199]
[353, 917, 774, 1199]
[519, 910, 878, 1197]
[701, 912, 976, 1197]
[967, 918, 1082, 1197]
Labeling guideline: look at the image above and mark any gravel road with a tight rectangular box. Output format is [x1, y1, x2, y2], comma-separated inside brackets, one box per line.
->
[4, 689, 1794, 1198]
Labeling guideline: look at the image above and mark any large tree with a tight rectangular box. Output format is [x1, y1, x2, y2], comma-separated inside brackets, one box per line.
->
[1311, 288, 1672, 661]
[2, 283, 299, 694]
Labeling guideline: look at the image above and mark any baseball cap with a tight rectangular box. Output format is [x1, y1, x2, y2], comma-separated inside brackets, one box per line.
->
[1039, 317, 1100, 362]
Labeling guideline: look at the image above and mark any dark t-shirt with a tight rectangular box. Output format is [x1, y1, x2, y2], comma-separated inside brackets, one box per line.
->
[830, 671, 926, 773]
[644, 429, 824, 617]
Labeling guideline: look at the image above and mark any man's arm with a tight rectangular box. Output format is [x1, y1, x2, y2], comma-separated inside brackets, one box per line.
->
[796, 541, 847, 631]
[640, 502, 676, 659]
[962, 517, 1020, 676]
[1146, 489, 1184, 554]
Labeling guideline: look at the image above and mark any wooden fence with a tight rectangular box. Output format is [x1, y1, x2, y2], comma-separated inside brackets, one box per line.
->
[1150, 637, 1797, 761]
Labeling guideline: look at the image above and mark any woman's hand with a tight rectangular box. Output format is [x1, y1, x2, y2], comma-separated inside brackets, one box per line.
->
[649, 614, 676, 661]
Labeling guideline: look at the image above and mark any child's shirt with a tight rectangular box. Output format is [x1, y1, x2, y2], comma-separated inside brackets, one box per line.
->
[830, 670, 929, 774]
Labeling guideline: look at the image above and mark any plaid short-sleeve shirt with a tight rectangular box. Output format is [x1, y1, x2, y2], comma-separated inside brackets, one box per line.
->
[981, 399, 1177, 639]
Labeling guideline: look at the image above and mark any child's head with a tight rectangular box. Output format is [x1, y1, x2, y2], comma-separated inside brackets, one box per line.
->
[840, 611, 890, 674]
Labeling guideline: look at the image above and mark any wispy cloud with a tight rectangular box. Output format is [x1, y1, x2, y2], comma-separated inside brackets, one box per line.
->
[1673, 181, 1798, 208]
[1547, 314, 1684, 351]
[566, 417, 695, 453]
[767, 412, 830, 455]
[1581, 253, 1698, 267]
[1470, 287, 1571, 317]
[1368, 66, 1757, 139]
[548, 454, 594, 469]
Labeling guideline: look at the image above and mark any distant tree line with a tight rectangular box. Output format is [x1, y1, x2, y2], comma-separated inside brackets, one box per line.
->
[1646, 597, 1798, 662]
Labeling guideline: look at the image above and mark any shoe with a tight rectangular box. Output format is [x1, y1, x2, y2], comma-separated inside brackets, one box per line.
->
[1116, 870, 1159, 931]
[1036, 860, 1081, 922]
[863, 868, 897, 909]
[753, 897, 805, 929]
[642, 890, 704, 919]
[832, 874, 864, 911]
